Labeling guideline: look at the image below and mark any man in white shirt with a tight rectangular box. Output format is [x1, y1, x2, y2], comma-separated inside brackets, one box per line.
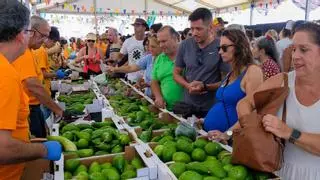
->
[120, 18, 148, 83]
[276, 20, 294, 71]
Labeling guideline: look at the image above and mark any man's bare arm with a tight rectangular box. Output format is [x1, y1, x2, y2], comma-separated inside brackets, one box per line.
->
[0, 130, 46, 165]
[24, 78, 63, 116]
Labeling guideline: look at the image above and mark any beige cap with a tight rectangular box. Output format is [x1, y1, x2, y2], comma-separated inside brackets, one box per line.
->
[85, 33, 97, 41]
[100, 33, 108, 39]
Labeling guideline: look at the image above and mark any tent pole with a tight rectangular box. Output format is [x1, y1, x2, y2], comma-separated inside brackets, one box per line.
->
[250, 3, 253, 25]
[305, 0, 310, 21]
[145, 0, 148, 18]
[93, 0, 98, 35]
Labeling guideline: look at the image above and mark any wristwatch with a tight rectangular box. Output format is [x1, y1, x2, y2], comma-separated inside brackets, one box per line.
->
[289, 129, 301, 144]
[226, 130, 233, 146]
[226, 130, 233, 137]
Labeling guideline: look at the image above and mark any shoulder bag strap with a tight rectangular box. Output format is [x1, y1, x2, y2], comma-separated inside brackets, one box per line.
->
[221, 72, 233, 129]
[280, 73, 288, 152]
[282, 73, 288, 123]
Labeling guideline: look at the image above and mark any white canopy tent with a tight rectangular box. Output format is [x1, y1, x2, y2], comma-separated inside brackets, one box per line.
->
[32, 0, 320, 38]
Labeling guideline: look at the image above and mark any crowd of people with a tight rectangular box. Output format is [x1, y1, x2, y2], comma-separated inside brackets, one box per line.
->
[0, 0, 320, 179]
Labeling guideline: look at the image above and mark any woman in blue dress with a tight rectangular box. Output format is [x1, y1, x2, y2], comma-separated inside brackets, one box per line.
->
[202, 29, 264, 138]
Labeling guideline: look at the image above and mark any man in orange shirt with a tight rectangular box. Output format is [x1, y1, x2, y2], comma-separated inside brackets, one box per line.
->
[34, 26, 66, 96]
[0, 1, 61, 179]
[96, 33, 108, 56]
[13, 16, 64, 138]
[33, 26, 68, 119]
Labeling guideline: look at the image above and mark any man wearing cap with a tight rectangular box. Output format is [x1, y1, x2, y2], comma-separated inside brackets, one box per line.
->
[13, 16, 64, 138]
[96, 33, 108, 55]
[173, 8, 230, 118]
[0, 1, 61, 179]
[276, 20, 294, 71]
[150, 23, 163, 34]
[213, 17, 228, 37]
[119, 18, 148, 83]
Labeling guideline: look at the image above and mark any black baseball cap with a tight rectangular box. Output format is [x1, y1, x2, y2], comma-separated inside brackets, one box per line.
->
[214, 17, 228, 25]
[150, 23, 163, 33]
[49, 26, 60, 41]
[132, 18, 149, 31]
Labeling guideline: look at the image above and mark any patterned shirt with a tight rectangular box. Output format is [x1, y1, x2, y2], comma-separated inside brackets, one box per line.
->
[262, 58, 281, 80]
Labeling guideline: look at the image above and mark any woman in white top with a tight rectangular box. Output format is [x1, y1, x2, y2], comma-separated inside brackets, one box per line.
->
[237, 22, 320, 180]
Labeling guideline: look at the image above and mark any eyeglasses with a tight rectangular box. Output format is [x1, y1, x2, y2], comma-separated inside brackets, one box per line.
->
[218, 44, 235, 52]
[33, 28, 49, 40]
[24, 29, 34, 35]
[87, 40, 95, 43]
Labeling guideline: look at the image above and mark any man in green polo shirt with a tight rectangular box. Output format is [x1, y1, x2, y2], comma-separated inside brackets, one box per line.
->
[151, 26, 182, 110]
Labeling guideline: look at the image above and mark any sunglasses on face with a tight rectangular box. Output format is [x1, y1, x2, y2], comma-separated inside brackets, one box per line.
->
[87, 40, 95, 43]
[218, 44, 235, 52]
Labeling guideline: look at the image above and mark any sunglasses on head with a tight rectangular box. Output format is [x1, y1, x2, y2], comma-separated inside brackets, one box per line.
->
[218, 44, 235, 52]
[87, 40, 95, 43]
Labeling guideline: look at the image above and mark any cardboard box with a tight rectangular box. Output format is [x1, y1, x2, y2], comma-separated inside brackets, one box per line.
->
[22, 138, 53, 180]
[59, 145, 157, 179]
[107, 116, 126, 130]
[21, 159, 52, 180]
[122, 105, 179, 131]
[132, 128, 168, 143]
[51, 116, 121, 136]
[148, 138, 281, 180]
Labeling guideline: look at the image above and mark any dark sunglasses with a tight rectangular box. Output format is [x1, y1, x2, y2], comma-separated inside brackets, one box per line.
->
[87, 40, 95, 43]
[218, 44, 235, 52]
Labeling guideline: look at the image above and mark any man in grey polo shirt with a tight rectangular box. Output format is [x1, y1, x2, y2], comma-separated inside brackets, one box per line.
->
[173, 8, 230, 118]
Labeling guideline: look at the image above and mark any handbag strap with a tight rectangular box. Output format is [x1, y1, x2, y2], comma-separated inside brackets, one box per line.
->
[280, 73, 288, 149]
[221, 68, 248, 129]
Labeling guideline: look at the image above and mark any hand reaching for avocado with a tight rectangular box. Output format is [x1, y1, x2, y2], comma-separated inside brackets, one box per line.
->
[155, 97, 166, 109]
[207, 130, 230, 145]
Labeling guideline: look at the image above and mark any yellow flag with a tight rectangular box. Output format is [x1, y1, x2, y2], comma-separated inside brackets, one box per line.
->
[241, 3, 249, 10]
[69, 4, 73, 11]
